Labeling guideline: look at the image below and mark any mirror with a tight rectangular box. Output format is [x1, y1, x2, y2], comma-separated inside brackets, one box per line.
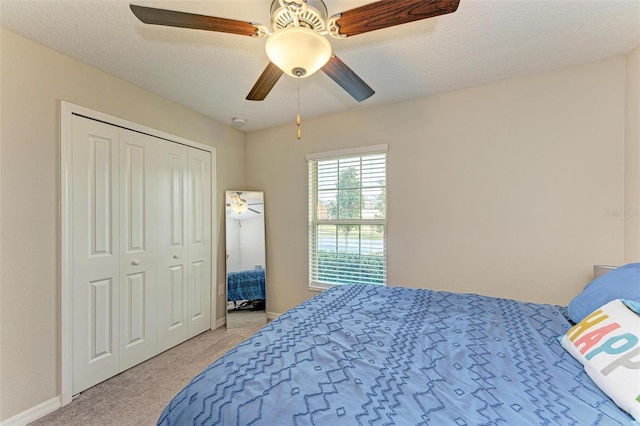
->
[225, 191, 267, 329]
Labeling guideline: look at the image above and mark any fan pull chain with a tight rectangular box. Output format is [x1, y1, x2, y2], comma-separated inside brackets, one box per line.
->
[296, 81, 302, 140]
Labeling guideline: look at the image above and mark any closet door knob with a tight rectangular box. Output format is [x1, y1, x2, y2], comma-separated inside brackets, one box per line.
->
[173, 254, 179, 259]
[131, 259, 141, 266]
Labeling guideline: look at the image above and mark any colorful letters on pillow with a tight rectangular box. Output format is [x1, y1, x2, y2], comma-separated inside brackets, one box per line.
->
[561, 299, 640, 421]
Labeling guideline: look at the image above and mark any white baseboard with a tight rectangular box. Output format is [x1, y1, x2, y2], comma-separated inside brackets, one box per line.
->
[267, 311, 281, 320]
[215, 316, 226, 329]
[0, 396, 60, 426]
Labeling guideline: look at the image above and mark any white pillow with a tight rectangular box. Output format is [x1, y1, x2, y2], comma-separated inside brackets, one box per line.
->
[561, 299, 640, 421]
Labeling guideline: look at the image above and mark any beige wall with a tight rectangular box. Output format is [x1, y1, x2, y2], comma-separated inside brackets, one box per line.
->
[247, 56, 628, 316]
[0, 28, 246, 421]
[625, 44, 640, 262]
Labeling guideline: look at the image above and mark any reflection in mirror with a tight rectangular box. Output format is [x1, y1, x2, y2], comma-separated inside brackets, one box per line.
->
[225, 191, 267, 329]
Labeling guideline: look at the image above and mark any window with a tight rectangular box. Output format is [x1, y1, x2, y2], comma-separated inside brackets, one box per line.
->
[307, 145, 387, 290]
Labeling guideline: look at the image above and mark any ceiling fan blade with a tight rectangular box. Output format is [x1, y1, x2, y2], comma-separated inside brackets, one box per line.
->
[322, 56, 374, 102]
[130, 5, 260, 37]
[249, 208, 261, 214]
[246, 62, 284, 101]
[333, 0, 460, 37]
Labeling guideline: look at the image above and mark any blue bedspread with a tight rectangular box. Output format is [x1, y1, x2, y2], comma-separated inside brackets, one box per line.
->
[158, 285, 634, 425]
[227, 269, 265, 302]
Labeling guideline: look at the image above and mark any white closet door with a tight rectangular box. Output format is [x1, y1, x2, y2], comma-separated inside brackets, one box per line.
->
[71, 116, 121, 394]
[157, 141, 189, 352]
[187, 148, 211, 337]
[67, 108, 214, 397]
[118, 129, 158, 370]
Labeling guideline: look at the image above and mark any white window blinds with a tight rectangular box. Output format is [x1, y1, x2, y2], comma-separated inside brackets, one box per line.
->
[307, 145, 387, 289]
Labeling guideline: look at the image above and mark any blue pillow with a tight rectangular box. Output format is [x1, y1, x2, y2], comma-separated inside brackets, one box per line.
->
[567, 263, 640, 323]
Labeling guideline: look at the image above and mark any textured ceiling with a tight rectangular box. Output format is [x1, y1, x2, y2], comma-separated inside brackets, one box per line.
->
[1, 0, 639, 132]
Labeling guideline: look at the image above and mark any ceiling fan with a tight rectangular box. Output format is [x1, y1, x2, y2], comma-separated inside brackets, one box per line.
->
[228, 192, 262, 215]
[130, 0, 460, 102]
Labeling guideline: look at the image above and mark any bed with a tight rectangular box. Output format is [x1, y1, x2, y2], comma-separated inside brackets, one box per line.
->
[227, 269, 266, 302]
[159, 265, 640, 425]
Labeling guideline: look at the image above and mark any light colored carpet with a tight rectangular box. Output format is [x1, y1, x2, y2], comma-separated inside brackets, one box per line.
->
[31, 325, 261, 426]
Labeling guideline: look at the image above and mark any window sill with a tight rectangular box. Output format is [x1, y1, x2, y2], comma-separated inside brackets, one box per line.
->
[308, 281, 335, 292]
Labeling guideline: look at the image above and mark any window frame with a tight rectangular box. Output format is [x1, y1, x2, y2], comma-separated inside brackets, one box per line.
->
[306, 144, 388, 292]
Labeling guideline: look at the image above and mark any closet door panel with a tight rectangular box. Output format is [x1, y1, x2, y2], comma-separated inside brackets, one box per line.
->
[68, 108, 214, 396]
[71, 116, 121, 395]
[118, 129, 158, 370]
[187, 149, 211, 337]
[157, 141, 190, 352]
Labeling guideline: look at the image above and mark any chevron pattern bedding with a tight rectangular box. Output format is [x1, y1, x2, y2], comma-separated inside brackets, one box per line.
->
[158, 285, 633, 425]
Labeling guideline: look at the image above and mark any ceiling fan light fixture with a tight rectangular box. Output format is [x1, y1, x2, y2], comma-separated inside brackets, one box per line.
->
[265, 27, 332, 78]
[232, 202, 248, 214]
